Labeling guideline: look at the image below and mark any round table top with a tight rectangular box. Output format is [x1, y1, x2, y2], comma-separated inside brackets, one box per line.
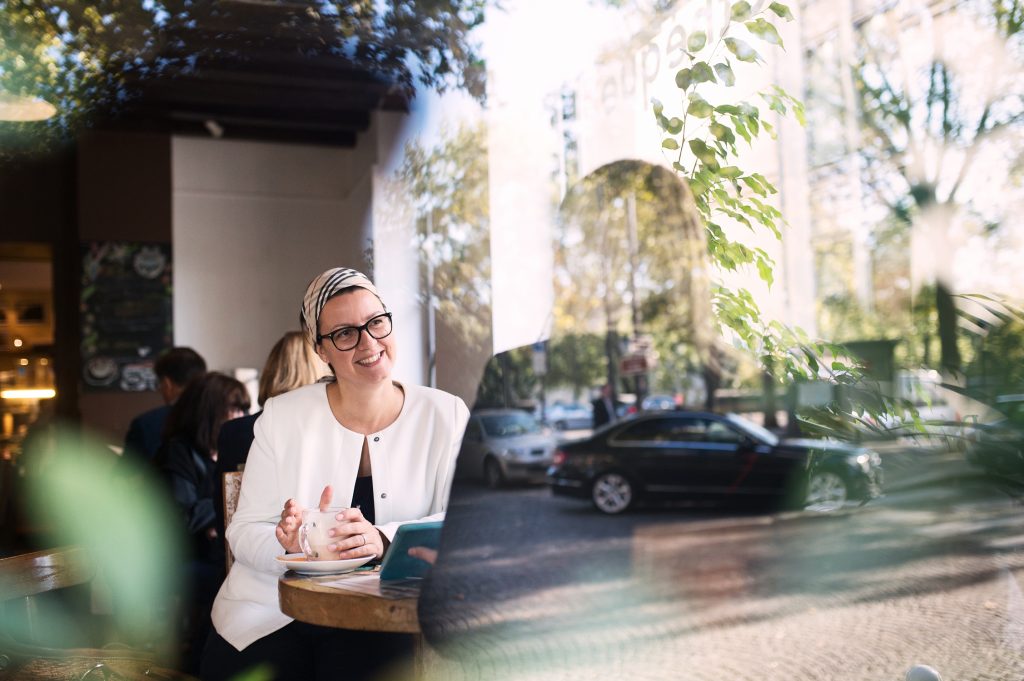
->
[278, 571, 421, 634]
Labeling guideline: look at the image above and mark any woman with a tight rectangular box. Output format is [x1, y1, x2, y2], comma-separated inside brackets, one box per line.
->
[202, 267, 469, 681]
[213, 331, 328, 534]
[157, 371, 250, 673]
[159, 371, 251, 562]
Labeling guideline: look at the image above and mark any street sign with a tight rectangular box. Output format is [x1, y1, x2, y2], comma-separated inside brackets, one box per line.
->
[619, 353, 649, 376]
[532, 341, 547, 376]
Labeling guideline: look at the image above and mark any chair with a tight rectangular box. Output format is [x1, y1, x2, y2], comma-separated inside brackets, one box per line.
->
[0, 545, 194, 680]
[222, 471, 243, 572]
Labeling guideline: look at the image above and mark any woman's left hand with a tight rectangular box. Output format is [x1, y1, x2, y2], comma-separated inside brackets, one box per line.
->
[327, 507, 384, 560]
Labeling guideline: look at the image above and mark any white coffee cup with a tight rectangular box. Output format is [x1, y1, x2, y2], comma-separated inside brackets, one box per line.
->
[299, 507, 349, 560]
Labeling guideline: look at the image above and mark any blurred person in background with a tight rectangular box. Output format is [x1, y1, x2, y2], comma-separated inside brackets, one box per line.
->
[124, 347, 207, 463]
[592, 383, 618, 429]
[214, 330, 328, 534]
[157, 371, 250, 673]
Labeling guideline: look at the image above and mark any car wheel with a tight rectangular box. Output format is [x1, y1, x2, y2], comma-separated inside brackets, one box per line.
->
[804, 470, 849, 512]
[484, 457, 505, 489]
[591, 472, 634, 514]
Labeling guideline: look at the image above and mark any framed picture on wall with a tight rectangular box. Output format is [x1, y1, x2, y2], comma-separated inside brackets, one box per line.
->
[80, 241, 173, 392]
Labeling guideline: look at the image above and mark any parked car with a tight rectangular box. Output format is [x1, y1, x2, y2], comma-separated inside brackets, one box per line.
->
[543, 401, 593, 430]
[965, 394, 1024, 484]
[548, 411, 882, 514]
[460, 409, 557, 488]
[641, 394, 677, 411]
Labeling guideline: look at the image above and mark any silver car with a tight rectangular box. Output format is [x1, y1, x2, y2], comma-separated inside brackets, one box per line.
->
[459, 409, 557, 488]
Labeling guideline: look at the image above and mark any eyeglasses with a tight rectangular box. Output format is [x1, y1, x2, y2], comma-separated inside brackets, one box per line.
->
[317, 312, 393, 352]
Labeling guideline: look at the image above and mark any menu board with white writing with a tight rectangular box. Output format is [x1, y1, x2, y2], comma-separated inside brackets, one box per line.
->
[80, 242, 172, 392]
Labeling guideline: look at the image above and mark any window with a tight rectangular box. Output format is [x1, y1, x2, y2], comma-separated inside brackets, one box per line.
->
[615, 417, 709, 443]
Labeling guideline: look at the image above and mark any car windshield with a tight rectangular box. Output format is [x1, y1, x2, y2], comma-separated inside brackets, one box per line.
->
[480, 412, 543, 438]
[725, 414, 779, 446]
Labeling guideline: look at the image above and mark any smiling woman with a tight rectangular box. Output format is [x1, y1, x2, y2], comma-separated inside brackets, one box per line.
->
[203, 266, 469, 681]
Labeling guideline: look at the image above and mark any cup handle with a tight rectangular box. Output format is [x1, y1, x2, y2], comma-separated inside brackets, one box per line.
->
[299, 522, 315, 559]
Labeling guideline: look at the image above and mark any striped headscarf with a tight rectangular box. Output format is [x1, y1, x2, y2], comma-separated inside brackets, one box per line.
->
[300, 267, 386, 347]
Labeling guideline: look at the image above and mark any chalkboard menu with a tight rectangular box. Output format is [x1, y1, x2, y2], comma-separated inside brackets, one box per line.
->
[80, 242, 172, 392]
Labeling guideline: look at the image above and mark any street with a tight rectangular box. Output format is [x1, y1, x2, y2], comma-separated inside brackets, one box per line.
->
[416, 447, 1024, 681]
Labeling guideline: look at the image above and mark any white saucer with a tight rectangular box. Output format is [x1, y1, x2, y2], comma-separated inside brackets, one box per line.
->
[277, 554, 373, 575]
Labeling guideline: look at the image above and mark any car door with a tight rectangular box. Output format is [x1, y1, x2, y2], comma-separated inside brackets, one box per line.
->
[609, 416, 723, 497]
[701, 418, 774, 497]
[459, 417, 488, 478]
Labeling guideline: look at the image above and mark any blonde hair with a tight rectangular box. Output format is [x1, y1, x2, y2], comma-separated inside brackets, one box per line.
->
[258, 331, 327, 406]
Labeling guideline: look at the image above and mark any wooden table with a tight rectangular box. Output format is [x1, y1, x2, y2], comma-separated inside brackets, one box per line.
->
[278, 568, 421, 633]
[279, 568, 437, 677]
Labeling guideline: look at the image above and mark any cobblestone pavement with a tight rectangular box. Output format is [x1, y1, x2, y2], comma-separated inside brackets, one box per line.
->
[414, 452, 1024, 681]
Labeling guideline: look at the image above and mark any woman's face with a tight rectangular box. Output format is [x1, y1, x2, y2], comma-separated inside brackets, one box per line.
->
[316, 288, 396, 387]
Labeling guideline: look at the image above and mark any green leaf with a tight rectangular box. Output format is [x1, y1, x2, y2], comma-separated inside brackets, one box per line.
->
[725, 37, 760, 63]
[652, 98, 664, 116]
[689, 139, 720, 167]
[713, 62, 736, 86]
[769, 2, 794, 20]
[675, 67, 692, 90]
[662, 138, 680, 150]
[718, 165, 742, 178]
[687, 30, 707, 52]
[715, 104, 741, 115]
[731, 1, 752, 20]
[740, 175, 767, 196]
[686, 94, 714, 118]
[745, 18, 784, 48]
[709, 121, 736, 145]
[666, 117, 683, 134]
[691, 61, 716, 83]
[757, 258, 774, 287]
[733, 119, 751, 144]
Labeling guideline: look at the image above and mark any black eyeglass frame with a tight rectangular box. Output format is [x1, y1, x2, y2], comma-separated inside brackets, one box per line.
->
[317, 312, 394, 352]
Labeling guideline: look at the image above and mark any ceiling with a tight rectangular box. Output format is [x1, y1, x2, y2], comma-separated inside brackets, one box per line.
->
[111, 1, 410, 148]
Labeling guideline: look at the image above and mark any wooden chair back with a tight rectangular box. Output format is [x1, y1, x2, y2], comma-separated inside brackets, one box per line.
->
[222, 471, 244, 572]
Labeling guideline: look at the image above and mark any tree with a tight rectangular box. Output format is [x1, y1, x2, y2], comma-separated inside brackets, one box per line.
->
[554, 160, 718, 405]
[850, 0, 1024, 373]
[387, 121, 491, 399]
[0, 0, 487, 157]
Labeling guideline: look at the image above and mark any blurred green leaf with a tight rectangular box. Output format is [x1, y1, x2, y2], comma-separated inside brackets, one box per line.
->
[725, 37, 760, 63]
[769, 2, 795, 20]
[687, 30, 707, 52]
[714, 62, 736, 86]
[691, 61, 716, 83]
[675, 67, 693, 90]
[745, 18, 784, 48]
[731, 1, 752, 20]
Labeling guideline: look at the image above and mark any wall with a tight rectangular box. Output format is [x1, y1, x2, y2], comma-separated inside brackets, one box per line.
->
[171, 133, 376, 375]
[77, 131, 172, 441]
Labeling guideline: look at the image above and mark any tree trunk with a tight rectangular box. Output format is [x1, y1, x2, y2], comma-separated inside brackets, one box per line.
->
[936, 283, 961, 374]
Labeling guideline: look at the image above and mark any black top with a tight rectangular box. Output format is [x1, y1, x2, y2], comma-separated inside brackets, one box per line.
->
[157, 435, 222, 564]
[124, 404, 172, 462]
[352, 475, 375, 524]
[214, 411, 260, 534]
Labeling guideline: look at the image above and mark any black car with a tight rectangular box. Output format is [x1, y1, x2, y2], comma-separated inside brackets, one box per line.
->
[548, 411, 883, 514]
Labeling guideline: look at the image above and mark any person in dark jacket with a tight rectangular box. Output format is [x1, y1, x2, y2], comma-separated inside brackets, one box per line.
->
[123, 347, 207, 463]
[157, 371, 249, 674]
[592, 383, 618, 429]
[214, 331, 327, 535]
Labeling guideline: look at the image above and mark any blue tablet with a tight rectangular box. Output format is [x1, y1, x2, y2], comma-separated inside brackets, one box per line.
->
[379, 520, 443, 581]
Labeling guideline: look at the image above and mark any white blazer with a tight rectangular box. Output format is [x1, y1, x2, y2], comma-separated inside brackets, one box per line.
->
[211, 381, 469, 650]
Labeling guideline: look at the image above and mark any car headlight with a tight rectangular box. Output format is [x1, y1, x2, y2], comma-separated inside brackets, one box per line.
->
[854, 451, 880, 468]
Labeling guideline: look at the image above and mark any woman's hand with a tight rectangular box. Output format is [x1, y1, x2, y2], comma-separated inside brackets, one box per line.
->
[327, 507, 384, 560]
[275, 485, 333, 553]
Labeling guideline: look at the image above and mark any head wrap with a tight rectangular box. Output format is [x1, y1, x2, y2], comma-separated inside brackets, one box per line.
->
[300, 267, 385, 346]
